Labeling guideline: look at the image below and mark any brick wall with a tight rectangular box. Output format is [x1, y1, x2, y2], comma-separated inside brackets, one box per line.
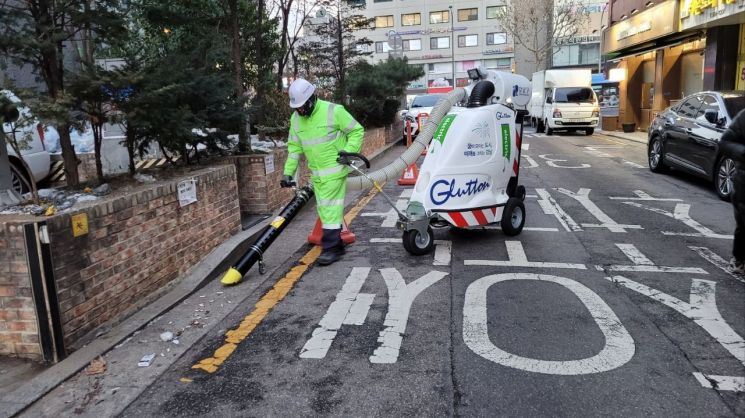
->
[0, 223, 41, 360]
[44, 165, 241, 350]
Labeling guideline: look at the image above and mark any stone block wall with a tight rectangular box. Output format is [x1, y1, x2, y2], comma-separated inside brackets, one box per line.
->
[0, 223, 41, 360]
[45, 165, 241, 350]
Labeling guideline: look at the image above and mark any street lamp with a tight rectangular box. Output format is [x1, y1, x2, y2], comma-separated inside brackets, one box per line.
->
[449, 5, 455, 88]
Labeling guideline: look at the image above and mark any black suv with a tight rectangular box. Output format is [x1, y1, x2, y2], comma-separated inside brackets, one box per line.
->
[648, 91, 745, 200]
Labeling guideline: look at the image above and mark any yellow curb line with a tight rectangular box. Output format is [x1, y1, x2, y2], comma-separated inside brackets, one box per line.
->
[190, 185, 382, 375]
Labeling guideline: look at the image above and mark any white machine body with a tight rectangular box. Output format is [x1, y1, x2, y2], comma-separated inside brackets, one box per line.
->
[407, 69, 529, 228]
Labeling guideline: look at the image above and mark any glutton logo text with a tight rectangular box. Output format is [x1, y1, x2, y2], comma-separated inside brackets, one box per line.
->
[430, 178, 491, 206]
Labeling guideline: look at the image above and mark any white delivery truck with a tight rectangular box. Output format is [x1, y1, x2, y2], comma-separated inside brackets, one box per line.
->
[530, 69, 599, 136]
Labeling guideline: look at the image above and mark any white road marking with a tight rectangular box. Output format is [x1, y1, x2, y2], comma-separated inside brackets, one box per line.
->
[539, 154, 591, 169]
[522, 143, 530, 150]
[607, 276, 745, 368]
[556, 188, 642, 232]
[692, 373, 745, 392]
[300, 268, 372, 359]
[526, 194, 539, 199]
[536, 188, 582, 232]
[624, 202, 733, 239]
[583, 147, 612, 158]
[598, 244, 708, 274]
[343, 294, 375, 325]
[623, 160, 645, 168]
[369, 269, 448, 364]
[465, 241, 586, 269]
[463, 273, 635, 375]
[370, 238, 399, 243]
[400, 189, 413, 198]
[361, 190, 409, 228]
[522, 155, 540, 168]
[690, 246, 745, 284]
[609, 190, 683, 201]
[433, 240, 452, 266]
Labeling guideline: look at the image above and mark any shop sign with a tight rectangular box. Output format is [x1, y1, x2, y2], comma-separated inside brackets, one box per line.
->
[405, 53, 450, 60]
[680, 0, 745, 31]
[483, 46, 515, 55]
[556, 35, 601, 45]
[407, 80, 427, 90]
[603, 1, 678, 54]
[394, 26, 467, 36]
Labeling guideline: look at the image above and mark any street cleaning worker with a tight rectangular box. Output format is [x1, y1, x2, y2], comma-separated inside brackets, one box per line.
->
[720, 109, 745, 275]
[281, 79, 364, 265]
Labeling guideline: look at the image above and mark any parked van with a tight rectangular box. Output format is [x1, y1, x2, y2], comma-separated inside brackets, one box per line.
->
[530, 69, 599, 136]
[1, 90, 51, 194]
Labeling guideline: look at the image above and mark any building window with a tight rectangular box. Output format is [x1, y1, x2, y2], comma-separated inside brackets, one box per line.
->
[375, 41, 392, 54]
[486, 32, 507, 45]
[485, 58, 512, 69]
[486, 6, 505, 19]
[401, 13, 421, 26]
[430, 36, 450, 49]
[375, 15, 394, 28]
[403, 39, 422, 51]
[458, 34, 478, 47]
[429, 10, 449, 24]
[458, 8, 478, 21]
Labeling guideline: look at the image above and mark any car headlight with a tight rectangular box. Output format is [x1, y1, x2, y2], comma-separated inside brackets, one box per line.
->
[592, 108, 599, 118]
[553, 109, 562, 118]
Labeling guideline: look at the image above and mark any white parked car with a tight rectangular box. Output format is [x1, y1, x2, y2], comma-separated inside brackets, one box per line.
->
[1, 90, 51, 194]
[400, 94, 445, 140]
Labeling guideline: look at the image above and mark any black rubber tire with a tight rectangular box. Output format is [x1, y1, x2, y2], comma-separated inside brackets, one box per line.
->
[516, 185, 526, 201]
[714, 157, 735, 202]
[403, 226, 435, 255]
[536, 119, 545, 133]
[585, 128, 594, 136]
[10, 164, 31, 195]
[648, 136, 667, 173]
[546, 120, 554, 136]
[501, 198, 526, 236]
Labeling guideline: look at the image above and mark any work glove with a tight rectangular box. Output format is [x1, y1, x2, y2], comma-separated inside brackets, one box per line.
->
[280, 175, 294, 188]
[337, 152, 351, 166]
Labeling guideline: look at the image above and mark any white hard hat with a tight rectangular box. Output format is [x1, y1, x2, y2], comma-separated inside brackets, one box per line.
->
[288, 79, 316, 108]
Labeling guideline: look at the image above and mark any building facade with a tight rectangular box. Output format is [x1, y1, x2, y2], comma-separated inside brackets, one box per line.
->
[353, 0, 515, 95]
[552, 1, 610, 72]
[602, 0, 745, 131]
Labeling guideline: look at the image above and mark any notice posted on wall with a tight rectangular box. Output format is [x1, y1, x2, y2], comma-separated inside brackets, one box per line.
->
[178, 179, 198, 207]
[265, 154, 275, 175]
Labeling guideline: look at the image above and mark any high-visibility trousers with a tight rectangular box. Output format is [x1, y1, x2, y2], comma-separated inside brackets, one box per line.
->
[314, 176, 346, 230]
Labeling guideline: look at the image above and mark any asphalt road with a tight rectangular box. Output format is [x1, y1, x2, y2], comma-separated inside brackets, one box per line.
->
[122, 129, 745, 417]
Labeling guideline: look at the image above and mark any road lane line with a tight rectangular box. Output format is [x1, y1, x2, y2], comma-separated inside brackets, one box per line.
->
[190, 187, 381, 374]
[692, 373, 745, 392]
[689, 246, 745, 284]
[599, 244, 708, 274]
[463, 273, 635, 375]
[622, 160, 645, 168]
[624, 202, 733, 239]
[465, 241, 587, 270]
[617, 243, 655, 265]
[556, 188, 642, 233]
[536, 188, 582, 232]
[609, 190, 683, 201]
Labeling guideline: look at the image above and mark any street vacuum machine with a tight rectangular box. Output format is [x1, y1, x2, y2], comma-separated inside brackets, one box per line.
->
[220, 68, 531, 284]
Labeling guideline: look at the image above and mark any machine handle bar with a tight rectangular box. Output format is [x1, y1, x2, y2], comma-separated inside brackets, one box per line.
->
[338, 151, 371, 169]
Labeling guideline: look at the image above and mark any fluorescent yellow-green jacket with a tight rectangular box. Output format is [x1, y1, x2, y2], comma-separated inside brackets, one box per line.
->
[284, 100, 364, 182]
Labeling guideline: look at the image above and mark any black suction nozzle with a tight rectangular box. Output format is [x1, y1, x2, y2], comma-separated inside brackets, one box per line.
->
[467, 80, 495, 108]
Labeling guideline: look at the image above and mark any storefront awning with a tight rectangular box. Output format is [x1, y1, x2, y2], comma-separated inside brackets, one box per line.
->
[604, 30, 705, 62]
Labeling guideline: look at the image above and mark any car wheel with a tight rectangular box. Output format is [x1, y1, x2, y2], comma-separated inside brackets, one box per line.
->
[9, 164, 32, 195]
[536, 119, 545, 133]
[715, 157, 735, 201]
[545, 120, 553, 136]
[648, 136, 667, 173]
[585, 128, 594, 136]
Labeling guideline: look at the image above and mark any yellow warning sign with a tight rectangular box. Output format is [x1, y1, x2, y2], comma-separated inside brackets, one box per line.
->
[72, 213, 89, 237]
[270, 216, 286, 229]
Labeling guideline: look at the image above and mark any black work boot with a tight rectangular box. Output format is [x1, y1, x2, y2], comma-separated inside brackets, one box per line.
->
[318, 228, 344, 266]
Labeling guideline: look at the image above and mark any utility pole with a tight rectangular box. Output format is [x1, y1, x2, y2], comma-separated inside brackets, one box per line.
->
[449, 5, 455, 88]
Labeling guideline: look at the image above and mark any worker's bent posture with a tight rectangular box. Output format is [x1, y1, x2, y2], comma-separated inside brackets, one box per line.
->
[281, 79, 364, 265]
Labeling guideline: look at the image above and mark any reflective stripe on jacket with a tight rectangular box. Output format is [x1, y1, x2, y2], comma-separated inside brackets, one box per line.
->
[283, 100, 364, 181]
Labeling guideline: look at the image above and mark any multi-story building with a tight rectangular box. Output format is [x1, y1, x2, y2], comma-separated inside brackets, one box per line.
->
[552, 1, 609, 72]
[353, 1, 515, 96]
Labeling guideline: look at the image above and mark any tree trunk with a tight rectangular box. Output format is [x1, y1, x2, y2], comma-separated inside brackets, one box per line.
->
[125, 124, 136, 176]
[58, 125, 80, 187]
[276, 1, 291, 90]
[335, 8, 345, 102]
[254, 0, 265, 125]
[229, 0, 250, 154]
[93, 123, 104, 184]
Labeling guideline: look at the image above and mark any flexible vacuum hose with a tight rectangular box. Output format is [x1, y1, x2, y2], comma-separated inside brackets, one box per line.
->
[346, 87, 467, 190]
[467, 81, 495, 108]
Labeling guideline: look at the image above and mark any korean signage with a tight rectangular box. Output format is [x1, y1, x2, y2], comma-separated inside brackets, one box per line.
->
[603, 1, 678, 54]
[483, 46, 515, 55]
[680, 0, 745, 30]
[394, 27, 467, 36]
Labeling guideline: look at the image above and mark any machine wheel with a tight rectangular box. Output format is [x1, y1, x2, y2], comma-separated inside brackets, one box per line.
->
[715, 157, 735, 202]
[648, 136, 667, 173]
[585, 128, 594, 136]
[501, 198, 525, 236]
[545, 120, 553, 136]
[516, 185, 526, 201]
[403, 226, 435, 255]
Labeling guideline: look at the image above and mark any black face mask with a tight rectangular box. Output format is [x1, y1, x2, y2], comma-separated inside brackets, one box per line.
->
[297, 94, 317, 117]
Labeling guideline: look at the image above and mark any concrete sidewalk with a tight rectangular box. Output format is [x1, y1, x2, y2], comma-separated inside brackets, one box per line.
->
[597, 129, 648, 145]
[1, 140, 407, 418]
